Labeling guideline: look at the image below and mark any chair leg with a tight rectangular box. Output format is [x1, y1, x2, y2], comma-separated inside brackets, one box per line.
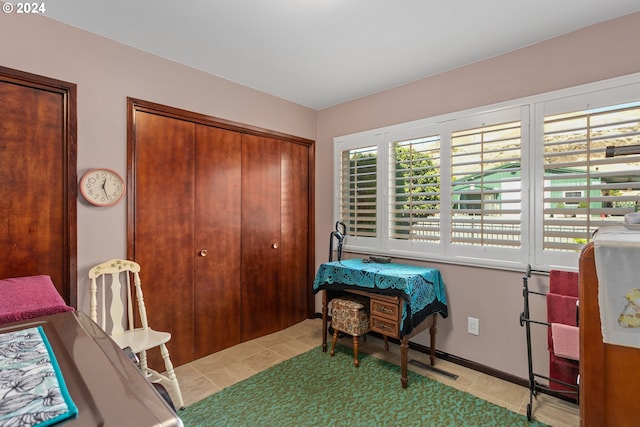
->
[160, 343, 184, 410]
[353, 335, 360, 367]
[139, 349, 149, 377]
[384, 335, 389, 351]
[330, 330, 339, 357]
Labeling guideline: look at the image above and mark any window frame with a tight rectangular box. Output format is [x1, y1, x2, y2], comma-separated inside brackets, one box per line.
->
[334, 72, 640, 271]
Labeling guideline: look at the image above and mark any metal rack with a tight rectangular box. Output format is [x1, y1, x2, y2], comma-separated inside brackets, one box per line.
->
[519, 265, 579, 421]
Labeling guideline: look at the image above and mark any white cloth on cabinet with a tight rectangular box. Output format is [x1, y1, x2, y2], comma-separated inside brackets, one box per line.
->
[594, 225, 640, 349]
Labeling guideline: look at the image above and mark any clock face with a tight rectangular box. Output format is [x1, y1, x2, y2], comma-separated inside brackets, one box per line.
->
[80, 168, 126, 206]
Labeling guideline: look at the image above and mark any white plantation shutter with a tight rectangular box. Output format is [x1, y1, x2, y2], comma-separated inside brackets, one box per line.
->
[339, 146, 378, 238]
[542, 102, 640, 252]
[389, 136, 441, 243]
[333, 75, 640, 270]
[450, 120, 522, 249]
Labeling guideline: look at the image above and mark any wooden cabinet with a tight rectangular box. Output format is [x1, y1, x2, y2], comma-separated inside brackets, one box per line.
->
[370, 295, 401, 338]
[128, 99, 313, 367]
[579, 242, 640, 427]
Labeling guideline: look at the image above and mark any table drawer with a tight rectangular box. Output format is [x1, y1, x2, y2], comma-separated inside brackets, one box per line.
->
[371, 299, 399, 321]
[371, 316, 399, 338]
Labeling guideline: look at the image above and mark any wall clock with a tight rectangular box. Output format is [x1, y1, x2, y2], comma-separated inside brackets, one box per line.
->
[79, 168, 126, 206]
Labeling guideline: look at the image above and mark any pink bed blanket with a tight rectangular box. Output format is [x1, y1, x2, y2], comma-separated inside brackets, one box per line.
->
[0, 275, 73, 324]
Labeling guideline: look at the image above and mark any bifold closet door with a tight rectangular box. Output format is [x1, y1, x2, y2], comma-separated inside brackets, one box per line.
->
[132, 111, 196, 368]
[131, 100, 313, 367]
[241, 134, 282, 341]
[194, 125, 242, 358]
[280, 142, 310, 327]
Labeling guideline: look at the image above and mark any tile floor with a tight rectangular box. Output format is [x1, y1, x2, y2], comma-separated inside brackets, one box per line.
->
[170, 318, 579, 426]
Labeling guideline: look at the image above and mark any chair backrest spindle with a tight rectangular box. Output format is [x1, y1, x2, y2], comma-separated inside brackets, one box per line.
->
[133, 271, 149, 330]
[88, 259, 145, 337]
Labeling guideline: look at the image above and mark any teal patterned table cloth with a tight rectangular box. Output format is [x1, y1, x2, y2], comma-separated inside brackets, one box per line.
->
[0, 326, 78, 426]
[313, 259, 448, 336]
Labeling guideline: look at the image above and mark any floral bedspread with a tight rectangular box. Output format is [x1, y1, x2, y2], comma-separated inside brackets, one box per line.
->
[0, 326, 78, 426]
[313, 258, 449, 336]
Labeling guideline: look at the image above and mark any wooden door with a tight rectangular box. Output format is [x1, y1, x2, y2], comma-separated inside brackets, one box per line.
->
[131, 111, 196, 367]
[241, 134, 282, 341]
[0, 67, 77, 306]
[129, 98, 314, 366]
[194, 125, 242, 358]
[280, 142, 310, 327]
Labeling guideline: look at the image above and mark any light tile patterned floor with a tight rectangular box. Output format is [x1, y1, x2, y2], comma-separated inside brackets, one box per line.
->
[169, 318, 579, 426]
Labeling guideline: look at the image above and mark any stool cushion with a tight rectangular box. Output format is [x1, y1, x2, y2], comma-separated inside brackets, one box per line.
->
[331, 296, 370, 336]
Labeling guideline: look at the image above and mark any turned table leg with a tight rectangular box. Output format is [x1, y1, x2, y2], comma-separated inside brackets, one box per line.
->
[400, 337, 409, 388]
[429, 314, 437, 365]
[322, 291, 328, 352]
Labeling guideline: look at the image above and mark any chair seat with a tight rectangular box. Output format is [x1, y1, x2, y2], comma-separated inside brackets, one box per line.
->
[111, 328, 171, 354]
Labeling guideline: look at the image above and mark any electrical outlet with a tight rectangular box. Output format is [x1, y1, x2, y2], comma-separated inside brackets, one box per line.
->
[468, 317, 480, 335]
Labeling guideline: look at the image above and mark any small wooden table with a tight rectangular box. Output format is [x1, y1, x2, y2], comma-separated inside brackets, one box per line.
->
[313, 259, 448, 388]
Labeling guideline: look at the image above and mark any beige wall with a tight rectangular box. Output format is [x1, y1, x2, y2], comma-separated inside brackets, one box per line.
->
[316, 12, 640, 379]
[0, 12, 317, 311]
[3, 9, 640, 381]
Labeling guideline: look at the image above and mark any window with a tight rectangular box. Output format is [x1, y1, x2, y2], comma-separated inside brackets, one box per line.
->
[450, 120, 522, 250]
[389, 135, 441, 244]
[335, 74, 640, 270]
[538, 101, 640, 266]
[339, 146, 378, 238]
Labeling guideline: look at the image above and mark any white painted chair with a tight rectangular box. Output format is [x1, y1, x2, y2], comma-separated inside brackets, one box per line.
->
[88, 259, 184, 409]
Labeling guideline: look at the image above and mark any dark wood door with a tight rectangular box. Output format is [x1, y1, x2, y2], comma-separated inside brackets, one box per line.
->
[194, 125, 242, 358]
[129, 98, 314, 367]
[280, 142, 310, 327]
[241, 134, 282, 341]
[0, 67, 77, 306]
[132, 111, 196, 367]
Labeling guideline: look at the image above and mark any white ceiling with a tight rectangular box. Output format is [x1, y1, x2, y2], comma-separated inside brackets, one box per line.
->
[42, 0, 640, 110]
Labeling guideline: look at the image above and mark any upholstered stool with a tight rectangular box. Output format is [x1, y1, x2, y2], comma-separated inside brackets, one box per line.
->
[330, 295, 370, 367]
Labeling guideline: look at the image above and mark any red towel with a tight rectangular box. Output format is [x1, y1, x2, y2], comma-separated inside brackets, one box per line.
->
[549, 270, 579, 297]
[547, 270, 580, 398]
[549, 352, 579, 395]
[546, 293, 579, 327]
[547, 293, 579, 352]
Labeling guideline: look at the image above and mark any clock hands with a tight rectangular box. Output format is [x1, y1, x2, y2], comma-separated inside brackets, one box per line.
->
[101, 179, 110, 199]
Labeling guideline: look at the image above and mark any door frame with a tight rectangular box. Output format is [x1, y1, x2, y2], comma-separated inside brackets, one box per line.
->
[126, 97, 316, 318]
[0, 66, 77, 307]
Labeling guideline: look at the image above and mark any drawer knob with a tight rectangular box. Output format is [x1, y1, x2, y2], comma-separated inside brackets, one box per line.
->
[375, 322, 392, 331]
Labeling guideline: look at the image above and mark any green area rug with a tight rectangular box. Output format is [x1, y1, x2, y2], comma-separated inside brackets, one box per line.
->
[180, 345, 546, 427]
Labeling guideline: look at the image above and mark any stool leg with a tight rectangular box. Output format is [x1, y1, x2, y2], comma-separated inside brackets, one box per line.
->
[353, 335, 360, 367]
[330, 330, 339, 357]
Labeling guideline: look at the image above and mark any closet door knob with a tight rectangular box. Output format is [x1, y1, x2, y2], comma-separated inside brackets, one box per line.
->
[272, 243, 279, 249]
[200, 249, 208, 257]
